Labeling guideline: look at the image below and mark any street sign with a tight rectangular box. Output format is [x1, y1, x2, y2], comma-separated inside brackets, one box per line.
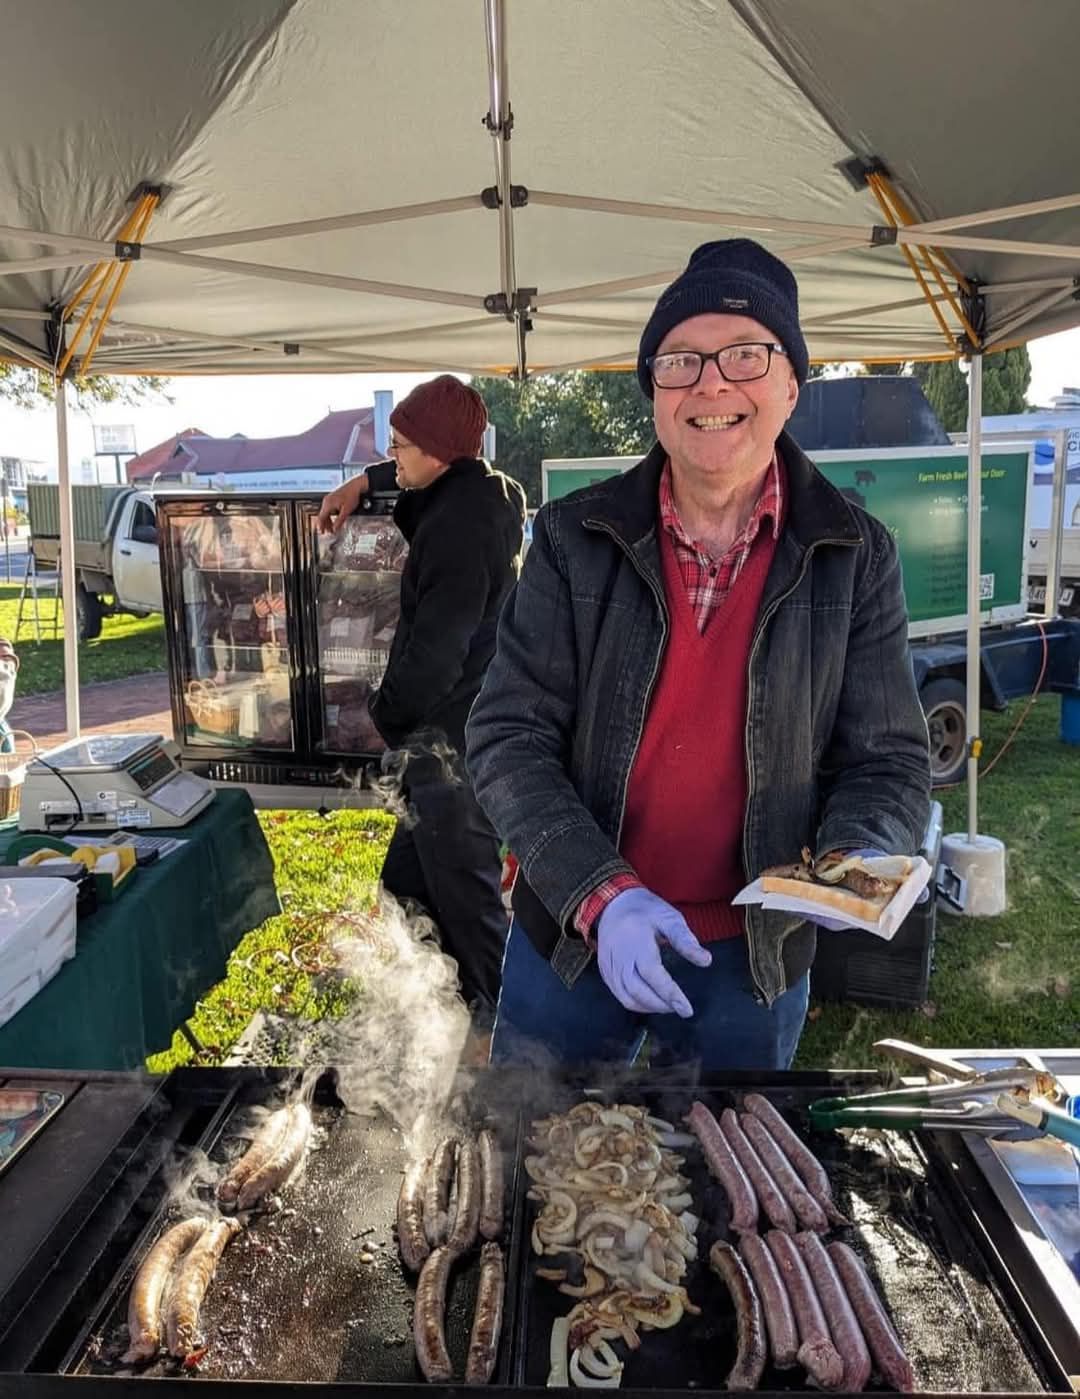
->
[93, 423, 137, 455]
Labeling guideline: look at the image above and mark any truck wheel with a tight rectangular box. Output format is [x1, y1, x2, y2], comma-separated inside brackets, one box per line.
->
[920, 677, 967, 787]
[75, 585, 103, 641]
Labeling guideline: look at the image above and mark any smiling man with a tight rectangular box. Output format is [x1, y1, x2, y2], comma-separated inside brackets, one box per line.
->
[466, 239, 931, 1070]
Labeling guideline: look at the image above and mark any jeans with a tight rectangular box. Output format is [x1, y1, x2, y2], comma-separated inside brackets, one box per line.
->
[381, 768, 508, 1020]
[491, 918, 809, 1070]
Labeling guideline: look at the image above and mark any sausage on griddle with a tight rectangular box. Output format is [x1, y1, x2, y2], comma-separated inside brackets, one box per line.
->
[235, 1102, 312, 1210]
[720, 1107, 797, 1234]
[738, 1232, 798, 1369]
[446, 1137, 481, 1256]
[122, 1217, 207, 1363]
[709, 1241, 766, 1391]
[217, 1106, 291, 1207]
[687, 1101, 757, 1233]
[796, 1232, 872, 1392]
[414, 1245, 454, 1382]
[828, 1241, 915, 1393]
[397, 1156, 431, 1272]
[477, 1129, 503, 1241]
[740, 1114, 829, 1233]
[765, 1230, 844, 1391]
[743, 1093, 846, 1224]
[165, 1217, 241, 1358]
[424, 1137, 458, 1248]
[465, 1242, 505, 1384]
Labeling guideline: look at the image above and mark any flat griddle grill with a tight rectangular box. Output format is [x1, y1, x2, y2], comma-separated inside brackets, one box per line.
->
[510, 1079, 1062, 1393]
[65, 1072, 522, 1385]
[0, 1066, 1075, 1396]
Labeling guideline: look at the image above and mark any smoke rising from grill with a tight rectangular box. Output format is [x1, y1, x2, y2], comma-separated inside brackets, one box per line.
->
[326, 890, 471, 1144]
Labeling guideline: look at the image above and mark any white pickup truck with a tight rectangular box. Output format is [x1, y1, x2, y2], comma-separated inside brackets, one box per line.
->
[28, 483, 162, 639]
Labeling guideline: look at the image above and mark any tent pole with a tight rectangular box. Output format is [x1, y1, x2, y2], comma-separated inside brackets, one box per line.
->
[965, 352, 983, 844]
[54, 376, 81, 738]
[896, 228, 1080, 261]
[1045, 428, 1068, 621]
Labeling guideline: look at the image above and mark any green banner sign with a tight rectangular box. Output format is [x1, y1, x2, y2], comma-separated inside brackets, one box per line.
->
[541, 446, 1031, 636]
[813, 448, 1029, 633]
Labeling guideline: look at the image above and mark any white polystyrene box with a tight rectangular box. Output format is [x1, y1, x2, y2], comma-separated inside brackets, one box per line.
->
[0, 877, 79, 1028]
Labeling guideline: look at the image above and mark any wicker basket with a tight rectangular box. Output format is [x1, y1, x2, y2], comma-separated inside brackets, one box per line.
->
[184, 678, 242, 737]
[0, 730, 37, 820]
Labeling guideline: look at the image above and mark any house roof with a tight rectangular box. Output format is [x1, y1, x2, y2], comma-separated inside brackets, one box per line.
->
[124, 428, 207, 481]
[128, 408, 378, 479]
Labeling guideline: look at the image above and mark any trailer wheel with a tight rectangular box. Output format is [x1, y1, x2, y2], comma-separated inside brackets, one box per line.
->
[920, 677, 967, 787]
[75, 585, 103, 641]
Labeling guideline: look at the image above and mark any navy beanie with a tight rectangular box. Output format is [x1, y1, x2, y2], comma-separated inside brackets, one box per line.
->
[637, 238, 809, 397]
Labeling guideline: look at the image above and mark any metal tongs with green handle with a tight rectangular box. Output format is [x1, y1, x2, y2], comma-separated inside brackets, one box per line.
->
[808, 1040, 1065, 1140]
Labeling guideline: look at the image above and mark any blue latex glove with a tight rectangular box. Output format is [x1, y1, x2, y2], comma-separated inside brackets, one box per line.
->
[597, 887, 712, 1017]
[811, 847, 928, 931]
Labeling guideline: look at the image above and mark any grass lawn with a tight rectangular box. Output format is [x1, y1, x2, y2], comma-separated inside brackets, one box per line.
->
[146, 808, 395, 1073]
[797, 693, 1080, 1066]
[147, 693, 1079, 1075]
[1, 583, 167, 695]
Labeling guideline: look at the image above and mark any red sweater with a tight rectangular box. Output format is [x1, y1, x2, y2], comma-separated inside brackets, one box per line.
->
[617, 519, 779, 941]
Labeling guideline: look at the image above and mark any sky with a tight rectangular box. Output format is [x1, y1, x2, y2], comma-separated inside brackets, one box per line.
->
[1, 327, 1078, 482]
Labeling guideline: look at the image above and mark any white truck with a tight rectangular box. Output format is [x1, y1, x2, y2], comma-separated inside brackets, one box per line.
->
[28, 483, 163, 639]
[997, 415, 1080, 617]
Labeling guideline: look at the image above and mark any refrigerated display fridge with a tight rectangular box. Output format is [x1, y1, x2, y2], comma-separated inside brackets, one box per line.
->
[157, 489, 405, 802]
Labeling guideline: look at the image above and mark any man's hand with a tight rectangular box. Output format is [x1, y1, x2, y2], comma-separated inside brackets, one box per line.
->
[596, 888, 712, 1018]
[316, 472, 369, 534]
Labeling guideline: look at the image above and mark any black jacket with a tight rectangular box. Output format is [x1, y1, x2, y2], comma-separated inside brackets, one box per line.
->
[369, 456, 526, 752]
[467, 435, 931, 1004]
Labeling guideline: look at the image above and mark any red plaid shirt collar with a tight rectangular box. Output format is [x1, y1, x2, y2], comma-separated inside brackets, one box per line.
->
[658, 450, 783, 633]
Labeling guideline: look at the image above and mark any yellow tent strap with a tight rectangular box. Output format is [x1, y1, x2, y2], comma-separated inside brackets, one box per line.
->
[866, 176, 963, 354]
[868, 174, 981, 350]
[79, 195, 158, 377]
[874, 174, 971, 293]
[59, 193, 158, 379]
[62, 195, 150, 324]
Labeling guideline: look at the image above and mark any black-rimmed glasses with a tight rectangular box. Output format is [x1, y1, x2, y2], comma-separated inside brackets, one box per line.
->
[647, 341, 787, 389]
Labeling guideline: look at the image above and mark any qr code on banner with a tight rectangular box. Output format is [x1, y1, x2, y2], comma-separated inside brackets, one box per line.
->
[980, 572, 996, 600]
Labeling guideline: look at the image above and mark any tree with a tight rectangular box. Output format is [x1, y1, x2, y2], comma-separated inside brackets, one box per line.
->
[910, 346, 1031, 432]
[473, 371, 655, 505]
[0, 362, 171, 410]
[911, 361, 969, 433]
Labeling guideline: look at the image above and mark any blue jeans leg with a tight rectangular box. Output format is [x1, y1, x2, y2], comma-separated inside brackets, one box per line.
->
[491, 921, 808, 1071]
[647, 937, 809, 1070]
[490, 918, 645, 1066]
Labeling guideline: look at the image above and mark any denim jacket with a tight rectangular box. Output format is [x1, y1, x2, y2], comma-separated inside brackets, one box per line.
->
[466, 434, 931, 1004]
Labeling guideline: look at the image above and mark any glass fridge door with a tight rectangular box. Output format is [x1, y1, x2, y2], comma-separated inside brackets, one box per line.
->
[165, 505, 296, 749]
[306, 512, 406, 755]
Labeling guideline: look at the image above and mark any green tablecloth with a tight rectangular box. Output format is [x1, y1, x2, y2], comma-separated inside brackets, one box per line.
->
[0, 788, 279, 1070]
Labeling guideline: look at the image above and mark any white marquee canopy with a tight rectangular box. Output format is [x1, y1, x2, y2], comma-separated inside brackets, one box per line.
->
[2, 0, 1079, 382]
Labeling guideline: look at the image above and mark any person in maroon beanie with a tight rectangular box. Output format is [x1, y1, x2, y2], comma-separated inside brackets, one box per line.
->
[319, 376, 526, 1031]
[466, 240, 931, 1070]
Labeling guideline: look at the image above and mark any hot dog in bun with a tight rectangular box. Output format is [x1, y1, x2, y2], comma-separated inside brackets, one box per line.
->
[759, 847, 915, 924]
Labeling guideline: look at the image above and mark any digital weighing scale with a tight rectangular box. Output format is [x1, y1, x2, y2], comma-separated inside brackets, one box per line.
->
[17, 733, 215, 832]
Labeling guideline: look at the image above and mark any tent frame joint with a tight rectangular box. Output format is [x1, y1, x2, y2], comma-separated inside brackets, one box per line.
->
[480, 184, 528, 210]
[115, 240, 142, 262]
[483, 286, 533, 318]
[959, 280, 987, 353]
[128, 181, 171, 208]
[870, 224, 897, 247]
[835, 154, 890, 193]
[483, 103, 514, 139]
